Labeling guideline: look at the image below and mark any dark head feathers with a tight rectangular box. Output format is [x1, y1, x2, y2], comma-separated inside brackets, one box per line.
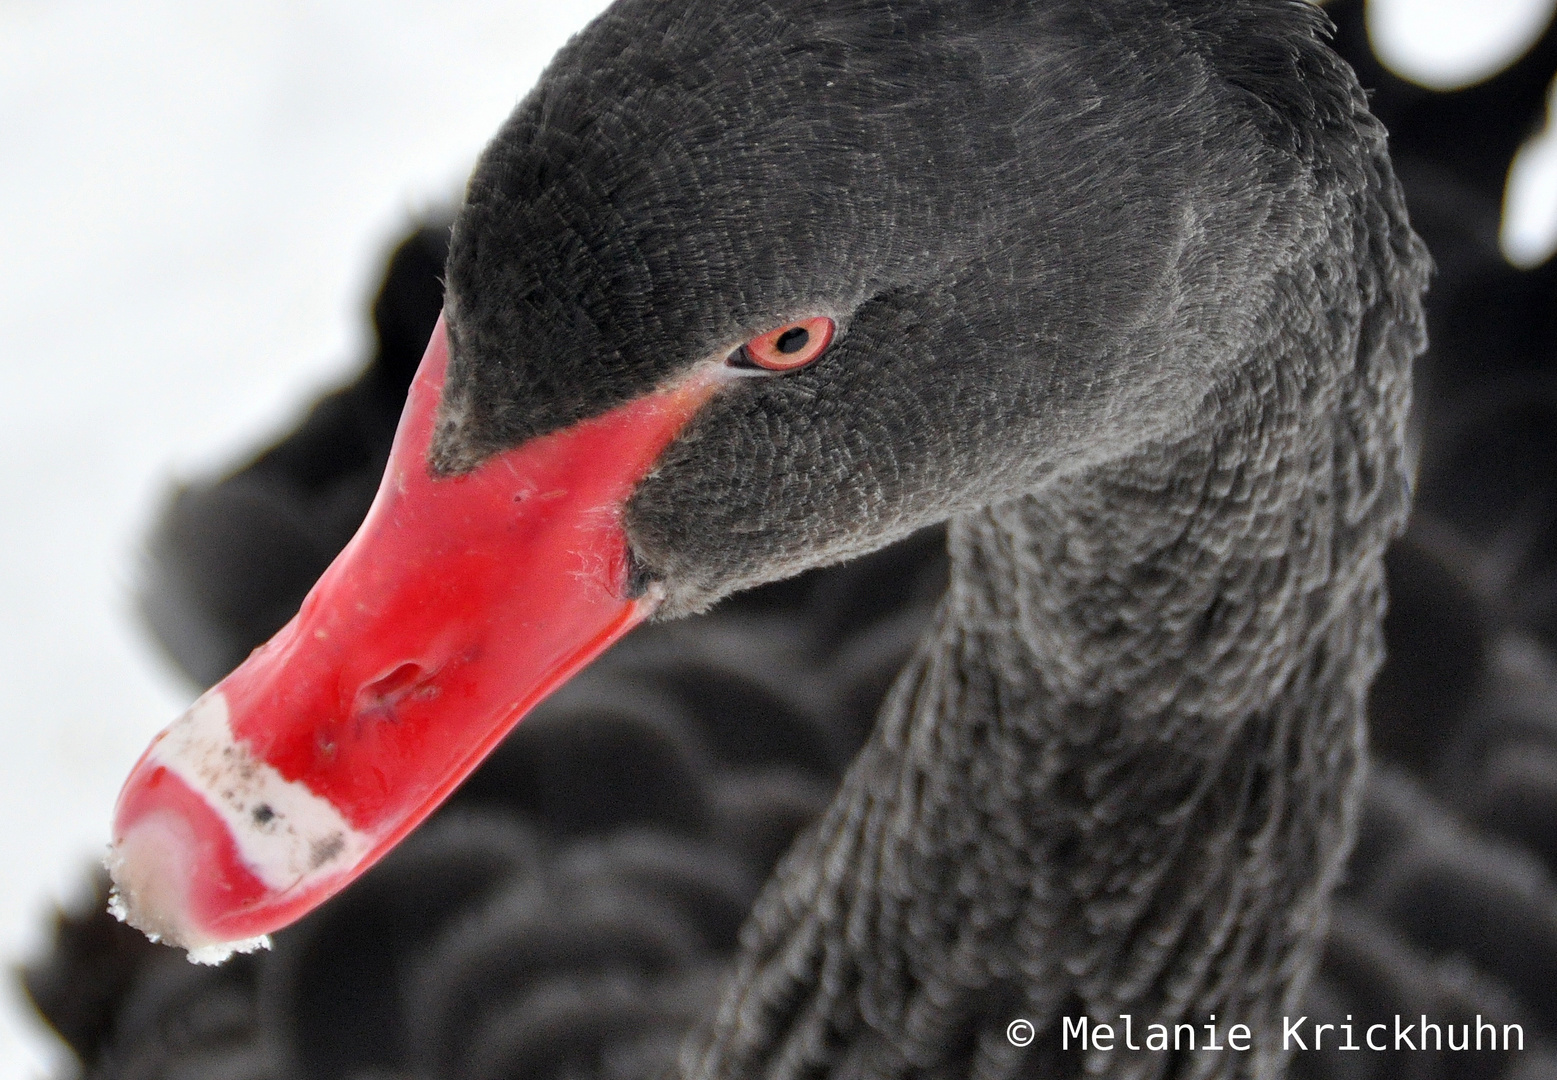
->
[438, 0, 1414, 616]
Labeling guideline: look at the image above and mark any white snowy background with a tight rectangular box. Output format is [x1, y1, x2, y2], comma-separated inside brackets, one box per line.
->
[0, 0, 1554, 1075]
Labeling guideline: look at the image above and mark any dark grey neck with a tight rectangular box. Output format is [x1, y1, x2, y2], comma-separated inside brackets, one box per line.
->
[680, 197, 1423, 1080]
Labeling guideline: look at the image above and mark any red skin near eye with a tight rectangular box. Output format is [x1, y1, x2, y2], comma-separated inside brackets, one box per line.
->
[742, 316, 834, 371]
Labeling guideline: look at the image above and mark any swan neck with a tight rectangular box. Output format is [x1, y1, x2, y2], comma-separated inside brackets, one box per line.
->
[684, 320, 1415, 1080]
[682, 112, 1425, 1080]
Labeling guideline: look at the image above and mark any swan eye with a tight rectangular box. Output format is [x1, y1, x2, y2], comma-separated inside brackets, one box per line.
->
[731, 316, 835, 372]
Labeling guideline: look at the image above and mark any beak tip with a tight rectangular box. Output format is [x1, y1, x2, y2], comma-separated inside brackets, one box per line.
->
[104, 813, 194, 949]
[106, 814, 273, 964]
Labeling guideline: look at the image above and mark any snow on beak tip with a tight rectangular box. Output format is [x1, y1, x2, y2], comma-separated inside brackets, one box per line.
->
[107, 689, 373, 963]
[104, 828, 271, 965]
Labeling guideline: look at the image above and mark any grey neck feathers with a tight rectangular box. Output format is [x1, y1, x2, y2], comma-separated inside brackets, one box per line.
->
[680, 183, 1426, 1080]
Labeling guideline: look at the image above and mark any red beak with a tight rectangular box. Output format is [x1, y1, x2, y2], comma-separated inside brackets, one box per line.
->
[108, 316, 722, 959]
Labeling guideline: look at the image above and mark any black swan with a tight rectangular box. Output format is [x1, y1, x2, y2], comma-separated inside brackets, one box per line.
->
[73, 0, 1557, 1076]
[29, 0, 1557, 1069]
[98, 0, 1432, 1074]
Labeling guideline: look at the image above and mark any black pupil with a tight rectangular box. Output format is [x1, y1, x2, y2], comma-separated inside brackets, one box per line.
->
[775, 327, 810, 354]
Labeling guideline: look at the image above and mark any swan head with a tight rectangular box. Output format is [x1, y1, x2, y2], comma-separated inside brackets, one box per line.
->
[106, 0, 1419, 956]
[435, 0, 1379, 616]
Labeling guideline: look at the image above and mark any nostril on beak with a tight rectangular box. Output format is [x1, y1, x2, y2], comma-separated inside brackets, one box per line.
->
[353, 662, 434, 717]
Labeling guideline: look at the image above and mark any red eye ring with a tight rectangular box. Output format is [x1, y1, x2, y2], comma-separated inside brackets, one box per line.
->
[736, 316, 835, 372]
